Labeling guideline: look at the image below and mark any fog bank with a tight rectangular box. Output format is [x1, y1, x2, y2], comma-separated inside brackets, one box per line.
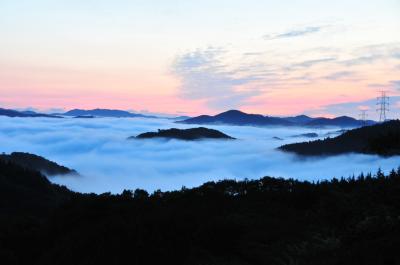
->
[0, 116, 398, 193]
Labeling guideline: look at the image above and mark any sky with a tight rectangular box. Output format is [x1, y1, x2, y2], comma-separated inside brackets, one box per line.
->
[0, 0, 399, 119]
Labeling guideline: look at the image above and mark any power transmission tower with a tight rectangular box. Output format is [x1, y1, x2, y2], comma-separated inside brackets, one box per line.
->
[376, 91, 389, 122]
[359, 110, 368, 126]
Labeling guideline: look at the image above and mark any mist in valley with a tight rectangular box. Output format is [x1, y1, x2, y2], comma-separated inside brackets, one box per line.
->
[1, 116, 398, 193]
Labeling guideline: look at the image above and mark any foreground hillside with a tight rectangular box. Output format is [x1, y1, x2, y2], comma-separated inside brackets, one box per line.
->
[1, 159, 399, 265]
[0, 152, 77, 176]
[280, 120, 400, 156]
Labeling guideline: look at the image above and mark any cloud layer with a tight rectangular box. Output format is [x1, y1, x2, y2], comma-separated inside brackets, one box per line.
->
[171, 37, 400, 116]
[172, 48, 261, 109]
[1, 117, 399, 194]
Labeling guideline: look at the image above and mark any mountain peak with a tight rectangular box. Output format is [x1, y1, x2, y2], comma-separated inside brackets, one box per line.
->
[216, 109, 247, 116]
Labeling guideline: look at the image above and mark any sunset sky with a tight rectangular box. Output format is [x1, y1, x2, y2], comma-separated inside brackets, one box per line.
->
[0, 0, 399, 119]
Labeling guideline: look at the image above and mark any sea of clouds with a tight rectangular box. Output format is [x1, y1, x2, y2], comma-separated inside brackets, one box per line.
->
[0, 116, 399, 194]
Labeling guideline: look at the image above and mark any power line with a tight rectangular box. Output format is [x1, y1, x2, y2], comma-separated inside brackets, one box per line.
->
[376, 91, 389, 122]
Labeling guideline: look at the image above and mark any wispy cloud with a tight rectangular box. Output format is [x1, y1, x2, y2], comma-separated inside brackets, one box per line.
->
[263, 26, 323, 40]
[390, 80, 400, 91]
[342, 55, 382, 66]
[323, 71, 355, 80]
[172, 48, 261, 109]
[368, 80, 400, 91]
[341, 43, 400, 66]
[242, 52, 264, 56]
[288, 57, 336, 69]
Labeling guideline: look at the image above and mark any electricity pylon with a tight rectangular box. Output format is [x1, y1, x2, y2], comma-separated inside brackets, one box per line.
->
[359, 110, 368, 126]
[376, 91, 389, 122]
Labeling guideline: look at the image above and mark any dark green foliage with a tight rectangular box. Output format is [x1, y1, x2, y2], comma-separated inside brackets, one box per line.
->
[132, 127, 235, 140]
[1, 160, 400, 265]
[0, 160, 72, 265]
[280, 120, 400, 156]
[0, 152, 77, 176]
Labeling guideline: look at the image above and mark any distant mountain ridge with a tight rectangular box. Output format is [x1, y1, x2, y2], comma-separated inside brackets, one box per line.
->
[178, 110, 293, 126]
[0, 107, 377, 127]
[279, 120, 400, 156]
[62, 108, 158, 118]
[178, 109, 374, 127]
[306, 116, 374, 127]
[0, 108, 62, 118]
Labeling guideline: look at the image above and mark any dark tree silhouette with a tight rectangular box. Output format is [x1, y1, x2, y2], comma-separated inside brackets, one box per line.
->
[1, 159, 400, 265]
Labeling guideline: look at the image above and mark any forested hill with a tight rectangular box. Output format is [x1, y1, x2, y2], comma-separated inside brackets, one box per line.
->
[0, 152, 77, 176]
[279, 120, 400, 156]
[1, 159, 400, 265]
[131, 127, 235, 140]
